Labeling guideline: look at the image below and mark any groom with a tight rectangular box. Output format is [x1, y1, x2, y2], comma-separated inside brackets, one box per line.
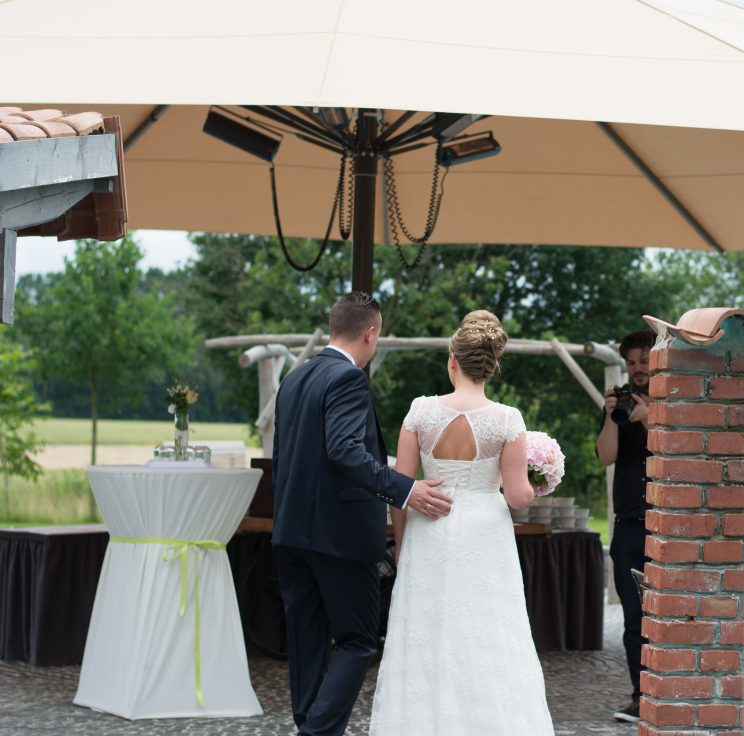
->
[272, 291, 451, 736]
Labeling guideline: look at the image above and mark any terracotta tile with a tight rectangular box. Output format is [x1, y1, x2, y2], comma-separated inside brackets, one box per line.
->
[19, 109, 64, 122]
[0, 128, 14, 143]
[0, 114, 30, 123]
[34, 120, 77, 138]
[644, 308, 744, 346]
[0, 123, 47, 141]
[56, 112, 104, 136]
[0, 106, 23, 114]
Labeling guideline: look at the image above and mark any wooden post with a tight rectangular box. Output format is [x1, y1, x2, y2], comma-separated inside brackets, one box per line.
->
[0, 229, 17, 325]
[550, 337, 604, 408]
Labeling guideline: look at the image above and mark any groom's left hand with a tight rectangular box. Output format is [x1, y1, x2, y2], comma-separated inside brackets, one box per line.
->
[407, 479, 452, 520]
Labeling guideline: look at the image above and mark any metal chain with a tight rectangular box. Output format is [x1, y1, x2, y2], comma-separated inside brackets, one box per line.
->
[383, 149, 447, 269]
[337, 151, 354, 241]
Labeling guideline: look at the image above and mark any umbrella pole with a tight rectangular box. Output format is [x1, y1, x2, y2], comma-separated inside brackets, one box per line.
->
[351, 109, 378, 295]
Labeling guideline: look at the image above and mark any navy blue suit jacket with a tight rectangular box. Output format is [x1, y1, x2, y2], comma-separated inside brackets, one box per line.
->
[272, 348, 413, 562]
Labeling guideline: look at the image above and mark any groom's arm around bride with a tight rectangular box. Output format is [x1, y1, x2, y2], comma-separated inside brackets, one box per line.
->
[271, 292, 451, 736]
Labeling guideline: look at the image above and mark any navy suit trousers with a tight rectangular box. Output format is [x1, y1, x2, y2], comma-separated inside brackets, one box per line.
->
[275, 545, 380, 736]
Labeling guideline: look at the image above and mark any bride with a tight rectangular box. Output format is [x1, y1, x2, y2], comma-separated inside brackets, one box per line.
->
[369, 310, 555, 735]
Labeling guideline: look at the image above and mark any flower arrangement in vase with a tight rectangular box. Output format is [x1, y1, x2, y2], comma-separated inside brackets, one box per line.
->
[166, 383, 198, 460]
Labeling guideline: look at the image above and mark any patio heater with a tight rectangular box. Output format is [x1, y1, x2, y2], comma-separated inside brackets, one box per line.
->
[203, 107, 501, 295]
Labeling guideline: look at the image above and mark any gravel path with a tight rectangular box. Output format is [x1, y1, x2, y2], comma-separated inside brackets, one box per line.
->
[0, 599, 637, 736]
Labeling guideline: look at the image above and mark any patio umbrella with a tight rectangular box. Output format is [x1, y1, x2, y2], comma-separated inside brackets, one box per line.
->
[3, 0, 744, 291]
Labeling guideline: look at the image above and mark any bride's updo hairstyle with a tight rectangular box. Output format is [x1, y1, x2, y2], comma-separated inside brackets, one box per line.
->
[450, 310, 507, 382]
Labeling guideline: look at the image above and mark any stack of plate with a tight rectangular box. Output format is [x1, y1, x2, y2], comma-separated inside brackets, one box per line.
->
[553, 497, 576, 529]
[509, 495, 592, 531]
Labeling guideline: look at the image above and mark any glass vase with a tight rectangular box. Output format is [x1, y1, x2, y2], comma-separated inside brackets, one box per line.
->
[174, 410, 189, 460]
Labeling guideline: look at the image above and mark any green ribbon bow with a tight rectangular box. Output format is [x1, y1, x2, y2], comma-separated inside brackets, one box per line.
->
[110, 536, 226, 706]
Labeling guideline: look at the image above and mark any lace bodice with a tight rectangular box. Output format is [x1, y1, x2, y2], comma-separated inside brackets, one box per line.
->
[403, 395, 525, 458]
[402, 395, 526, 492]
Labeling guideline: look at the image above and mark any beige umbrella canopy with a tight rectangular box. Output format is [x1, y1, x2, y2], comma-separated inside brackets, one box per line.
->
[18, 103, 743, 254]
[3, 0, 744, 274]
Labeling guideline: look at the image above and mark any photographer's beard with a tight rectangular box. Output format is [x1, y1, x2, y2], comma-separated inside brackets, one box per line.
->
[630, 372, 649, 395]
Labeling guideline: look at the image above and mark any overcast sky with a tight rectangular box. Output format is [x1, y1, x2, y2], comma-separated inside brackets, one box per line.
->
[15, 230, 197, 276]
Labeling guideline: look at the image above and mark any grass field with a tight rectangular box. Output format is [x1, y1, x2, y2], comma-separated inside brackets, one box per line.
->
[588, 517, 609, 545]
[31, 418, 258, 445]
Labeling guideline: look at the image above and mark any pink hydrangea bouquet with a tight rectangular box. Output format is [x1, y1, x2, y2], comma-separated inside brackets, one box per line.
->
[525, 431, 565, 496]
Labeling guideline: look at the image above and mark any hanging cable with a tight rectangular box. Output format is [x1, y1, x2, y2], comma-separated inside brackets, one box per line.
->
[383, 148, 448, 269]
[270, 152, 353, 272]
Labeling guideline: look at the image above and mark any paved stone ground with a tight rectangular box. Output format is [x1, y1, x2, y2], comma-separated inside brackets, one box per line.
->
[0, 600, 636, 736]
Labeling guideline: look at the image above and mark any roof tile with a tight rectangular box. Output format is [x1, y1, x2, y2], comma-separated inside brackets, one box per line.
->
[0, 107, 104, 143]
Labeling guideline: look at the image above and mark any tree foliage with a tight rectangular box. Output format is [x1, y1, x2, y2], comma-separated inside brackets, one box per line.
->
[15, 235, 197, 467]
[9, 232, 743, 516]
[0, 330, 47, 517]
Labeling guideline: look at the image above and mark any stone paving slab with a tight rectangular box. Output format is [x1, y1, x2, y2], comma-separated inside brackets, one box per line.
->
[0, 600, 636, 735]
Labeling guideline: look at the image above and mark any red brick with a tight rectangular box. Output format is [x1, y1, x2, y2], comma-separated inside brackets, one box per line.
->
[641, 696, 696, 727]
[642, 645, 697, 671]
[643, 616, 717, 645]
[723, 514, 744, 535]
[708, 432, 744, 456]
[721, 676, 744, 699]
[731, 354, 744, 371]
[647, 483, 703, 509]
[723, 569, 744, 591]
[650, 374, 706, 399]
[698, 703, 738, 727]
[699, 649, 741, 672]
[721, 621, 744, 644]
[726, 461, 744, 483]
[651, 348, 726, 373]
[729, 405, 744, 428]
[648, 429, 705, 454]
[638, 725, 709, 736]
[643, 590, 698, 616]
[647, 456, 723, 484]
[646, 536, 700, 563]
[709, 487, 744, 509]
[646, 510, 718, 538]
[645, 562, 721, 592]
[649, 402, 726, 428]
[709, 376, 744, 399]
[703, 540, 744, 563]
[641, 672, 714, 699]
[699, 596, 740, 618]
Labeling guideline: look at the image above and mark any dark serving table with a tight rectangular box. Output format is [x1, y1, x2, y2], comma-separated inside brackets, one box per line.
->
[0, 524, 603, 665]
[0, 525, 109, 666]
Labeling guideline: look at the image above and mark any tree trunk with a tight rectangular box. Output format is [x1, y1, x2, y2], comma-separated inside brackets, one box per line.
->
[89, 375, 98, 520]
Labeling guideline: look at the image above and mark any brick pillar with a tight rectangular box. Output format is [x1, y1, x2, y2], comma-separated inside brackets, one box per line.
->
[640, 310, 744, 736]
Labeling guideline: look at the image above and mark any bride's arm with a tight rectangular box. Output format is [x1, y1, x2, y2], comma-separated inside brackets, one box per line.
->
[391, 426, 421, 562]
[501, 433, 535, 509]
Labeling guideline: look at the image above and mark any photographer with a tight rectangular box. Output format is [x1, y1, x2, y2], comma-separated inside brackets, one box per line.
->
[596, 330, 654, 723]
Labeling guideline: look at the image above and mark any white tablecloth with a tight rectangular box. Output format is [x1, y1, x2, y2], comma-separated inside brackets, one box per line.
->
[74, 464, 264, 720]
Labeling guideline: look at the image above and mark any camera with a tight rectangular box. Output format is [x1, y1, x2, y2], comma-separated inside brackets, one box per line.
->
[610, 385, 637, 425]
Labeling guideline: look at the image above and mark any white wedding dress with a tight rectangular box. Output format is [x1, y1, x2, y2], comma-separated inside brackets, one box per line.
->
[369, 396, 555, 736]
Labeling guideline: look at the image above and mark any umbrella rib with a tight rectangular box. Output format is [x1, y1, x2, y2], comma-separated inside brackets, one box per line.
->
[632, 0, 744, 55]
[123, 105, 170, 153]
[596, 122, 724, 253]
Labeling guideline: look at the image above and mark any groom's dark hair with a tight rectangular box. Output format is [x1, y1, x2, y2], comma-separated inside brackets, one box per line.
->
[329, 292, 381, 339]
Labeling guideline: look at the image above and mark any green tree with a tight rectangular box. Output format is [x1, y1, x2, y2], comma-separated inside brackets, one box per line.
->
[0, 329, 46, 519]
[17, 235, 197, 513]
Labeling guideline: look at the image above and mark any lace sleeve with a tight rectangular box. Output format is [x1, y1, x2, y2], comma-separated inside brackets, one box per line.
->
[402, 396, 425, 432]
[504, 407, 526, 442]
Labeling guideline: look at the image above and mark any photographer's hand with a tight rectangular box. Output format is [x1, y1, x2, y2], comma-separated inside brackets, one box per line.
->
[629, 393, 649, 428]
[603, 387, 619, 411]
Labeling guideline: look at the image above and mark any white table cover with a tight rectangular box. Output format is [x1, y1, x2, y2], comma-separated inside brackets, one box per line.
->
[74, 465, 264, 720]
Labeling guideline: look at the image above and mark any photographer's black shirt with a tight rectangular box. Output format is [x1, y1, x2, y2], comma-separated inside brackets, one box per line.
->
[600, 410, 652, 520]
